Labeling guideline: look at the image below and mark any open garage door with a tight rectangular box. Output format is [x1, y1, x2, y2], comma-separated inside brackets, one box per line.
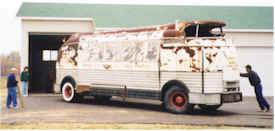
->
[29, 34, 71, 93]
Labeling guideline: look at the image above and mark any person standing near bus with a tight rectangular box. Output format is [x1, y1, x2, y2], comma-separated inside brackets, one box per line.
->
[6, 68, 18, 108]
[240, 65, 271, 112]
[20, 66, 29, 96]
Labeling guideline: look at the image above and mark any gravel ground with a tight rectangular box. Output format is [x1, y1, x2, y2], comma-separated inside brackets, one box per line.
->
[0, 94, 273, 128]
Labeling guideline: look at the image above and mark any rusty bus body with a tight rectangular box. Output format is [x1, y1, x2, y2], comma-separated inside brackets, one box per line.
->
[54, 21, 242, 113]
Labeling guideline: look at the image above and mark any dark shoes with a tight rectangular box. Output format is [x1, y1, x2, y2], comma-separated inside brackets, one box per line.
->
[257, 106, 272, 112]
[6, 106, 18, 109]
[257, 109, 265, 112]
[259, 106, 272, 112]
[265, 106, 272, 112]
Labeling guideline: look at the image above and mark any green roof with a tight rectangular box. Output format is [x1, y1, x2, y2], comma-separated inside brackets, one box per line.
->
[17, 2, 273, 29]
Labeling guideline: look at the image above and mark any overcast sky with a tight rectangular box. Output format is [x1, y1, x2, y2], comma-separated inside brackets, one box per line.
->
[0, 0, 273, 55]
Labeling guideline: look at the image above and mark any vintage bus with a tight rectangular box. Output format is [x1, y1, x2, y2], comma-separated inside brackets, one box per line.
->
[54, 20, 242, 114]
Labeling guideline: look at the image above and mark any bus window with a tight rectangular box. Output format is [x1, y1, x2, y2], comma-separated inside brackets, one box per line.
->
[184, 24, 224, 37]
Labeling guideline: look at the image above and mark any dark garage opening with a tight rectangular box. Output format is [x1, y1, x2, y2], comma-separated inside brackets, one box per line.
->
[29, 34, 70, 93]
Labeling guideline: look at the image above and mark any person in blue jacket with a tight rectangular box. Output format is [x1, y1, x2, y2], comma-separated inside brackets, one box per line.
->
[240, 65, 271, 112]
[6, 68, 18, 108]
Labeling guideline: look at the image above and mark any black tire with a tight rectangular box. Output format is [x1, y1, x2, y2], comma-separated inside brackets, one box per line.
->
[164, 85, 193, 114]
[94, 95, 112, 101]
[62, 81, 82, 103]
[198, 104, 222, 111]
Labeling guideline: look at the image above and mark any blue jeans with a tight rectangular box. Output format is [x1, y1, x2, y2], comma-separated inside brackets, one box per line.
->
[21, 81, 28, 96]
[255, 83, 270, 110]
[6, 86, 17, 108]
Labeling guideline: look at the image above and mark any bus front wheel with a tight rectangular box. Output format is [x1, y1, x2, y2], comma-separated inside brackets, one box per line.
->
[62, 82, 82, 103]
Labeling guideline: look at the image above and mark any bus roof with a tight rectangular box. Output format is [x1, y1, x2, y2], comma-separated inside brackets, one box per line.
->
[63, 20, 226, 44]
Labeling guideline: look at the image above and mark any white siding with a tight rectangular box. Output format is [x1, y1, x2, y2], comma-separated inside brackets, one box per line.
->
[226, 32, 273, 47]
[21, 20, 94, 72]
[237, 47, 273, 96]
[204, 72, 223, 93]
[226, 31, 273, 96]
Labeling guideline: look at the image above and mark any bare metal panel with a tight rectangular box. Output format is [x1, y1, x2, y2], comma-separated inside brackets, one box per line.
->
[160, 72, 203, 93]
[55, 68, 78, 85]
[58, 43, 78, 68]
[189, 93, 221, 105]
[77, 38, 160, 71]
[160, 45, 202, 72]
[160, 38, 238, 74]
[77, 69, 159, 90]
[55, 68, 78, 93]
[204, 72, 223, 93]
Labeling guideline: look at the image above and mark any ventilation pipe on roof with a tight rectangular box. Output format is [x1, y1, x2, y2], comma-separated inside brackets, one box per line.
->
[195, 21, 199, 38]
[175, 19, 180, 31]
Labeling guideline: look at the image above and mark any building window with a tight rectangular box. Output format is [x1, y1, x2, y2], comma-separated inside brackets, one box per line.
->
[42, 50, 58, 61]
[50, 51, 58, 61]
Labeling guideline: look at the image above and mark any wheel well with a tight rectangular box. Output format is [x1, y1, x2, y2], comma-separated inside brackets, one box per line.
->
[161, 80, 189, 101]
[60, 76, 76, 93]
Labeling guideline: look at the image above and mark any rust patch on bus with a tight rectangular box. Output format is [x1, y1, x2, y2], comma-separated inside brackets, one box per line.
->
[213, 53, 218, 57]
[191, 59, 201, 71]
[197, 47, 201, 51]
[58, 43, 78, 67]
[163, 30, 181, 37]
[206, 55, 213, 63]
[57, 21, 237, 73]
[104, 64, 112, 70]
[70, 44, 78, 66]
[179, 59, 183, 64]
[183, 47, 195, 57]
[76, 85, 90, 93]
[160, 44, 175, 50]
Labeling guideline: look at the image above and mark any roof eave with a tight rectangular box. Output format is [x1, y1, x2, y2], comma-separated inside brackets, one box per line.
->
[223, 28, 273, 33]
[95, 27, 273, 33]
[19, 16, 94, 21]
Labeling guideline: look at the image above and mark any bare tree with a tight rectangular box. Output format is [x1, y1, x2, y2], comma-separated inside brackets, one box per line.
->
[0, 51, 21, 77]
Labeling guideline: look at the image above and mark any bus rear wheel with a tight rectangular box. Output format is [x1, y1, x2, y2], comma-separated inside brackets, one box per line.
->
[164, 86, 193, 114]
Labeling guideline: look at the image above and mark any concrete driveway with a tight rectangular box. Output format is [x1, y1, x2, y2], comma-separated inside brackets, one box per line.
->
[0, 94, 273, 128]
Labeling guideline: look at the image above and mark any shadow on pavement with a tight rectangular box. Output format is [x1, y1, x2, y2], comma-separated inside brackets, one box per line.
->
[189, 108, 238, 116]
[56, 97, 238, 116]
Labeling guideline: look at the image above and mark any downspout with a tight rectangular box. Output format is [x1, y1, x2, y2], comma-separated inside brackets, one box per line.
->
[201, 46, 205, 94]
[158, 43, 161, 93]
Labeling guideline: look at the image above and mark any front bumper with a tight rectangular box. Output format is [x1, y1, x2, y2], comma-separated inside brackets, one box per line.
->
[221, 93, 242, 103]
